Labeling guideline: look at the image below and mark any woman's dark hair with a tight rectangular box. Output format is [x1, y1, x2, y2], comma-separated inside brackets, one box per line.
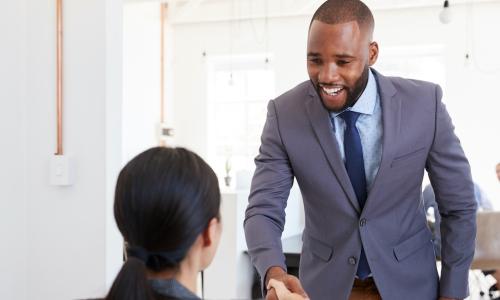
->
[105, 147, 220, 300]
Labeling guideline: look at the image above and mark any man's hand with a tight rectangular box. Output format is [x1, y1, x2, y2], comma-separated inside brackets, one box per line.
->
[265, 267, 308, 300]
[267, 279, 309, 300]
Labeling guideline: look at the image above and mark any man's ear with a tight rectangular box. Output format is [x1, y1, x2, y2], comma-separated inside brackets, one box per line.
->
[202, 218, 220, 247]
[368, 41, 379, 66]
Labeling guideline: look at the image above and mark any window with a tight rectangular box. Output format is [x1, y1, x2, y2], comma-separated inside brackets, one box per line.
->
[207, 55, 275, 182]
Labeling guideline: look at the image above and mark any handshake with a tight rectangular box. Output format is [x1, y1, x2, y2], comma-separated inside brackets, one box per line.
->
[265, 267, 310, 300]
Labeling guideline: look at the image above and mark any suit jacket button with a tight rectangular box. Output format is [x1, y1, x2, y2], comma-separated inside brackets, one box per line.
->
[348, 257, 357, 265]
[360, 218, 367, 227]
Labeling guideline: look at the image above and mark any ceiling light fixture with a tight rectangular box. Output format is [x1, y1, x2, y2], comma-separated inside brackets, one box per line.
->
[439, 0, 452, 24]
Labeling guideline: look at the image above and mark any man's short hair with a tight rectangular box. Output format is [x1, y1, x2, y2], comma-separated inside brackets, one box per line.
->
[310, 0, 374, 36]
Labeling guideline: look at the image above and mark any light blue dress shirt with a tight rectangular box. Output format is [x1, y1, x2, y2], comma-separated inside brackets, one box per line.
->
[330, 69, 383, 191]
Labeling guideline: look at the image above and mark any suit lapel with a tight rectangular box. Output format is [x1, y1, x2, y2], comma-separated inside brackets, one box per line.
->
[364, 70, 401, 211]
[305, 82, 360, 213]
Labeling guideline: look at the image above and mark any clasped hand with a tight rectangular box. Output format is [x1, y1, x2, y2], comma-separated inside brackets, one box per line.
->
[265, 267, 309, 300]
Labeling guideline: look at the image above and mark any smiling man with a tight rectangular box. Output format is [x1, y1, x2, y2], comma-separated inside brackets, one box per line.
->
[244, 1, 477, 300]
[307, 9, 375, 114]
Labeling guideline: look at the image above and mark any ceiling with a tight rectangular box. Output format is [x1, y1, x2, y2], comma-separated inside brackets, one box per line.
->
[125, 0, 498, 24]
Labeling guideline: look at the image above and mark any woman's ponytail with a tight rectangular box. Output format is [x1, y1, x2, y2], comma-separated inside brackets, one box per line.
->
[105, 257, 154, 300]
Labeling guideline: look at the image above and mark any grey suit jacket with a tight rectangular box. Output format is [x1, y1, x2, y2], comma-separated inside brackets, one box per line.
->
[244, 69, 477, 300]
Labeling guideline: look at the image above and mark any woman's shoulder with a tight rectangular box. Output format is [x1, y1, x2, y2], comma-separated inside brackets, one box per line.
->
[150, 278, 200, 300]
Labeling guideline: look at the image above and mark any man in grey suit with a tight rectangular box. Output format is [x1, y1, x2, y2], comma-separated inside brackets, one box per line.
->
[244, 1, 477, 299]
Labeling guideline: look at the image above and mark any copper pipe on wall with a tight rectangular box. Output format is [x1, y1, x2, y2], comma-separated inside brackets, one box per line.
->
[56, 0, 63, 155]
[160, 3, 166, 125]
[159, 3, 167, 146]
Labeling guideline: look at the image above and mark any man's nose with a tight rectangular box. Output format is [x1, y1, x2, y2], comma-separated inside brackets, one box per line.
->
[319, 63, 340, 83]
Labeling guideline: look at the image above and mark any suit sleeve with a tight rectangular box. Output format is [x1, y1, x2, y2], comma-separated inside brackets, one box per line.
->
[244, 99, 294, 289]
[425, 85, 477, 299]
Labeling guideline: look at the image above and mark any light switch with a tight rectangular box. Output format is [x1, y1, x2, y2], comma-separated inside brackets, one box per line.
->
[157, 122, 175, 146]
[50, 155, 74, 186]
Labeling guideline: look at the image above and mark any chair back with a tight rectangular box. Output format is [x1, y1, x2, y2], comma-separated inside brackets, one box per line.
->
[471, 211, 500, 269]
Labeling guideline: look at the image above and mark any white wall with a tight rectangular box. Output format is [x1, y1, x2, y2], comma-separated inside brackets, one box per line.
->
[123, 2, 161, 161]
[0, 0, 124, 299]
[105, 0, 126, 289]
[0, 0, 28, 298]
[123, 1, 176, 163]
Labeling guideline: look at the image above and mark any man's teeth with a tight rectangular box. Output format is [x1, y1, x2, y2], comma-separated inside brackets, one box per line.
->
[322, 86, 343, 95]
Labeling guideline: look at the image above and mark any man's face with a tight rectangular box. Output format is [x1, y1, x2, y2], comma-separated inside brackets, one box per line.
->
[496, 164, 500, 182]
[307, 20, 378, 112]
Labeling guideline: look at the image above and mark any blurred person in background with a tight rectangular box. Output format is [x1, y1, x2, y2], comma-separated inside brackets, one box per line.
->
[496, 163, 500, 182]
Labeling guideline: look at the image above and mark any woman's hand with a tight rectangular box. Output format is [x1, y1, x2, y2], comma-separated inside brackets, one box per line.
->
[267, 278, 310, 300]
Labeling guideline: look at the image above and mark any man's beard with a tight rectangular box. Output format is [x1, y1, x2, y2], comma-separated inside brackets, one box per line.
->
[317, 66, 370, 113]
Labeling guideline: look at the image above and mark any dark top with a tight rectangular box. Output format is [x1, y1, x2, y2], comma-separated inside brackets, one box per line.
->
[150, 278, 200, 300]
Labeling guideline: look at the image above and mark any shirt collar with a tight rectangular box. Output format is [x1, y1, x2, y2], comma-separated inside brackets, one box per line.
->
[331, 69, 378, 117]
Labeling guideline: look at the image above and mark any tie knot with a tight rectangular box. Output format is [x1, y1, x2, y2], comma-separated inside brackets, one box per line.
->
[339, 111, 361, 127]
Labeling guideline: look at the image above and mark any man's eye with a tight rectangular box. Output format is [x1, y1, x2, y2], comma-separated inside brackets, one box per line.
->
[309, 58, 322, 64]
[338, 60, 349, 65]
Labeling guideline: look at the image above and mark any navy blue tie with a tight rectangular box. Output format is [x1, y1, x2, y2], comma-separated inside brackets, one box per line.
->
[339, 111, 371, 279]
